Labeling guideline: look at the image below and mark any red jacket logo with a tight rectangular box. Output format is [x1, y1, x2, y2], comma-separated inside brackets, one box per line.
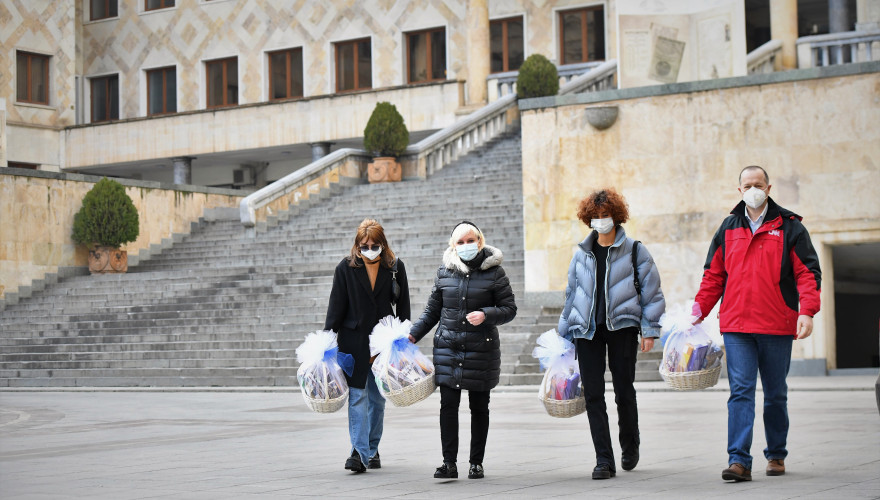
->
[768, 230, 781, 237]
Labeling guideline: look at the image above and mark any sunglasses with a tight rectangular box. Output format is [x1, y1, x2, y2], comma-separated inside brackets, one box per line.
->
[359, 244, 381, 252]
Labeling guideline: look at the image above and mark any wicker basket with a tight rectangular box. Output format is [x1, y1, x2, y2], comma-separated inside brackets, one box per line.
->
[540, 395, 586, 418]
[660, 364, 722, 391]
[304, 390, 349, 413]
[383, 375, 436, 407]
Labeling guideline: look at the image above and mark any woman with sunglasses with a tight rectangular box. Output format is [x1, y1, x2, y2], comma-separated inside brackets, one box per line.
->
[408, 221, 517, 480]
[324, 219, 411, 473]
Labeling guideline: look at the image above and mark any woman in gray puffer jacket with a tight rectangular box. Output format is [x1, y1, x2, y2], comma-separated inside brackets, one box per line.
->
[409, 221, 517, 481]
[558, 188, 665, 480]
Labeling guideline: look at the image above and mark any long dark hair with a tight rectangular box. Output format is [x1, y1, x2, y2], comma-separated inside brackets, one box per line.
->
[347, 219, 396, 268]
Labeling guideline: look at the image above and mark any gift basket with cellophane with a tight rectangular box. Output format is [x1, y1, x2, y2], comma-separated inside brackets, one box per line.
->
[532, 329, 586, 418]
[659, 301, 724, 390]
[370, 315, 436, 407]
[295, 330, 354, 413]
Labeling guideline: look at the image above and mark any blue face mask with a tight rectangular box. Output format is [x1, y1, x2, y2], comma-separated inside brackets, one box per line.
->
[456, 243, 479, 261]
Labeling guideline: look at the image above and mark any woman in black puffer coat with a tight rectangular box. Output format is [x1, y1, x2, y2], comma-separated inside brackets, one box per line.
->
[409, 221, 517, 480]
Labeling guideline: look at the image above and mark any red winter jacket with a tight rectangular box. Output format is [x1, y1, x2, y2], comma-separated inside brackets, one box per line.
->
[695, 198, 821, 336]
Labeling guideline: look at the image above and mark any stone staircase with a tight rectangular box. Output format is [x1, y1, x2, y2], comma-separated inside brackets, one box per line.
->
[0, 129, 661, 387]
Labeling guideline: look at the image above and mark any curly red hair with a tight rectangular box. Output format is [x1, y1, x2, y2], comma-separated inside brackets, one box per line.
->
[576, 188, 630, 227]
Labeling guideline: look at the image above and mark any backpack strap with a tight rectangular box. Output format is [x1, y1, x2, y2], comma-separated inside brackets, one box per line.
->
[390, 258, 400, 306]
[632, 240, 642, 298]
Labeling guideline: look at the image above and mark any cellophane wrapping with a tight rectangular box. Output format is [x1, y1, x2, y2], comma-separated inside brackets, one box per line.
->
[369, 315, 434, 398]
[295, 330, 351, 408]
[659, 301, 724, 373]
[532, 329, 583, 402]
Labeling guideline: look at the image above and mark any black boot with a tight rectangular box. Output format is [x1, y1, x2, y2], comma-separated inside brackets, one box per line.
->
[621, 450, 639, 471]
[345, 450, 366, 473]
[368, 451, 381, 469]
[434, 461, 458, 479]
[592, 463, 616, 479]
[468, 463, 484, 479]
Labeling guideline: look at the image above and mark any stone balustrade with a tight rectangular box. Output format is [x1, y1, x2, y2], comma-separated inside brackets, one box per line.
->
[747, 39, 784, 74]
[487, 61, 606, 101]
[797, 30, 880, 68]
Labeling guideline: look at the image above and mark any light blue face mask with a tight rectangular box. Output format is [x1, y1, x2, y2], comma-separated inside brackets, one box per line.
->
[456, 243, 479, 261]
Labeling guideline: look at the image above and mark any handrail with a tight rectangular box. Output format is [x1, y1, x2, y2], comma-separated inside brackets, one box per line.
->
[797, 30, 880, 67]
[558, 59, 618, 95]
[747, 39, 783, 74]
[240, 148, 368, 227]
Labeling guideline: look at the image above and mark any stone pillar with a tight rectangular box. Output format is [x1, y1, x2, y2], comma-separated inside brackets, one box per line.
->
[829, 0, 850, 33]
[309, 142, 334, 162]
[466, 0, 490, 106]
[855, 0, 880, 31]
[172, 157, 193, 185]
[0, 98, 6, 167]
[770, 0, 799, 69]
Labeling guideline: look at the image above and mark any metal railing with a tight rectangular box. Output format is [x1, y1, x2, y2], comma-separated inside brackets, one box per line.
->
[797, 30, 880, 67]
[240, 96, 519, 227]
[747, 39, 783, 74]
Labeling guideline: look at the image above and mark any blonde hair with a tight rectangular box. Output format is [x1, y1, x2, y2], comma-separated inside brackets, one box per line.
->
[448, 222, 485, 250]
[348, 219, 396, 268]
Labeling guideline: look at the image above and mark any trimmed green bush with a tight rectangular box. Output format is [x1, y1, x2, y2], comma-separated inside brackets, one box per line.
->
[72, 178, 140, 248]
[516, 54, 559, 98]
[363, 102, 409, 157]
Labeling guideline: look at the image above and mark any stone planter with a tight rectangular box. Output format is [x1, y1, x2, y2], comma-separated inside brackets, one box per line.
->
[367, 157, 402, 183]
[88, 245, 128, 274]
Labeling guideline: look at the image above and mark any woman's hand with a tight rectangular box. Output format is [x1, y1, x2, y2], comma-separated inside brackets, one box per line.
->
[640, 337, 654, 353]
[466, 311, 486, 326]
[408, 334, 416, 343]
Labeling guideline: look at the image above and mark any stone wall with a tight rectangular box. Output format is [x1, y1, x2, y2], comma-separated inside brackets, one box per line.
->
[0, 170, 245, 300]
[520, 62, 880, 367]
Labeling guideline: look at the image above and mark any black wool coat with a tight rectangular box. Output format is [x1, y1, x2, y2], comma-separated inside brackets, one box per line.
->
[409, 245, 517, 391]
[324, 257, 411, 389]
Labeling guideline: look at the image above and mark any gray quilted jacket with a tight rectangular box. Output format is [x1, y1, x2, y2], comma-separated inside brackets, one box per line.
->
[557, 227, 666, 340]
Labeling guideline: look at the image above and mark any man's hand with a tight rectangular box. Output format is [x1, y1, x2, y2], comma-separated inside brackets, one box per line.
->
[466, 311, 486, 326]
[640, 337, 654, 353]
[796, 315, 813, 339]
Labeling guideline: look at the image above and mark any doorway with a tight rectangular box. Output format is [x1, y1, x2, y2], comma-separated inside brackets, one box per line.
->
[832, 242, 880, 370]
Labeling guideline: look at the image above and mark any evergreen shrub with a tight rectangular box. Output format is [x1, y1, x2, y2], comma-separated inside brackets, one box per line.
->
[71, 178, 140, 248]
[516, 54, 560, 98]
[363, 102, 409, 157]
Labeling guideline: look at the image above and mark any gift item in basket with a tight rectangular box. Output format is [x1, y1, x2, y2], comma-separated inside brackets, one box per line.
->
[295, 330, 354, 413]
[370, 316, 436, 407]
[659, 301, 724, 390]
[532, 329, 586, 418]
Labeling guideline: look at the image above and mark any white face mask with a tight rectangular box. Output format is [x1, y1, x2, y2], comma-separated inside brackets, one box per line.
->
[742, 186, 767, 210]
[456, 243, 479, 261]
[360, 247, 382, 261]
[590, 217, 615, 234]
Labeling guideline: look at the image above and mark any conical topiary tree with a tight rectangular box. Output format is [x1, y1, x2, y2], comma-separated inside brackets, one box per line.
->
[71, 178, 140, 248]
[516, 54, 560, 99]
[363, 102, 409, 157]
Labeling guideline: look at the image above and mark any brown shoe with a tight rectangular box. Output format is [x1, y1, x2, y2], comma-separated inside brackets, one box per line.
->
[722, 463, 752, 482]
[766, 459, 785, 476]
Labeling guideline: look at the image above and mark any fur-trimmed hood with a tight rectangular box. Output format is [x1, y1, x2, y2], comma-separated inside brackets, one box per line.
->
[442, 244, 503, 274]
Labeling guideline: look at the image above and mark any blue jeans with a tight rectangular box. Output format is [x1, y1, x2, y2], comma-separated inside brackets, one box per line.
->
[347, 376, 385, 465]
[724, 333, 793, 470]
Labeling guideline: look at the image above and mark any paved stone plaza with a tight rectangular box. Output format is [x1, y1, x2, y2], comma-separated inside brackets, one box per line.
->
[1, 376, 878, 499]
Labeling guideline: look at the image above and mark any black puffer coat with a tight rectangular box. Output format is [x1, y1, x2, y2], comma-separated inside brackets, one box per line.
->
[410, 245, 517, 391]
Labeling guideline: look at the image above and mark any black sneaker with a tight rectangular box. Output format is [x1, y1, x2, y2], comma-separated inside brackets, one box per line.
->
[368, 451, 381, 469]
[434, 461, 458, 479]
[592, 463, 616, 479]
[468, 463, 484, 479]
[344, 450, 366, 473]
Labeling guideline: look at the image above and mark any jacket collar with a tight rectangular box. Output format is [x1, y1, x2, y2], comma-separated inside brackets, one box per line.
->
[578, 225, 627, 254]
[443, 244, 503, 274]
[353, 258, 390, 299]
[730, 197, 802, 223]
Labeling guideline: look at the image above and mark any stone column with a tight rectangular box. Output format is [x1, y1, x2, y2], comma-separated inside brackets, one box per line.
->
[466, 0, 490, 106]
[172, 156, 194, 185]
[0, 98, 6, 167]
[829, 0, 850, 33]
[309, 142, 334, 162]
[856, 0, 880, 31]
[770, 0, 799, 69]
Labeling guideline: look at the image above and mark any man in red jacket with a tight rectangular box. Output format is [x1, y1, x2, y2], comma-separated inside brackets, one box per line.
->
[695, 166, 821, 482]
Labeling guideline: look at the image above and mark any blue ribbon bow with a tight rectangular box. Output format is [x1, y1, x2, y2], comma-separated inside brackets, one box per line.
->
[323, 346, 354, 377]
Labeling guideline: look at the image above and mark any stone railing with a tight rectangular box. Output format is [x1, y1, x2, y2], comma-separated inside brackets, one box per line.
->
[240, 94, 520, 228]
[488, 61, 607, 100]
[747, 39, 783, 74]
[797, 30, 880, 68]
[558, 59, 618, 95]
